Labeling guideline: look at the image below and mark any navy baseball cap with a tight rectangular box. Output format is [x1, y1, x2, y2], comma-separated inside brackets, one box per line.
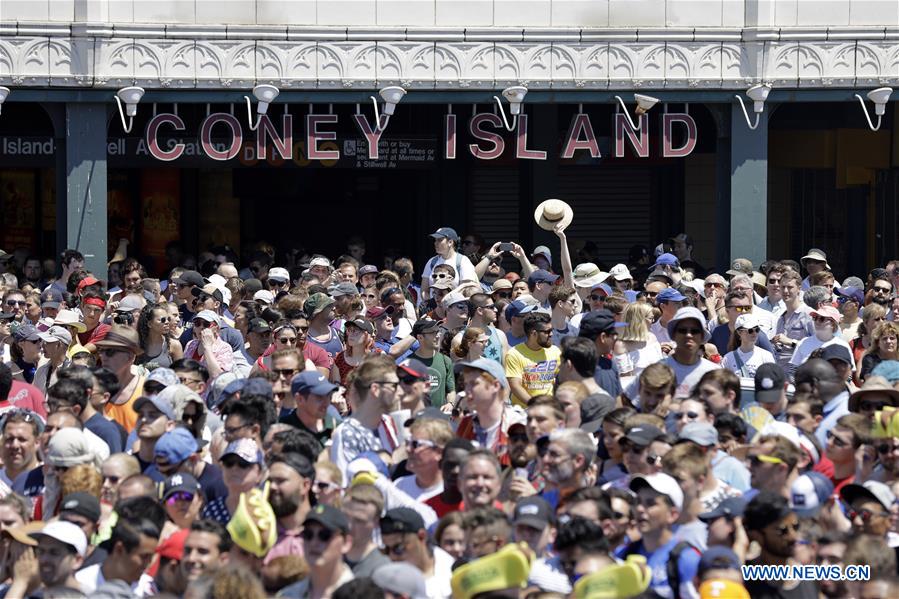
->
[527, 269, 560, 286]
[698, 496, 747, 523]
[291, 371, 338, 396]
[578, 309, 626, 339]
[429, 227, 459, 242]
[40, 288, 63, 309]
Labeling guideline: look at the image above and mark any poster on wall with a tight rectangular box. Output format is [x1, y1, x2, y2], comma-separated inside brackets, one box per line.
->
[140, 168, 180, 274]
[198, 169, 240, 252]
[0, 170, 36, 251]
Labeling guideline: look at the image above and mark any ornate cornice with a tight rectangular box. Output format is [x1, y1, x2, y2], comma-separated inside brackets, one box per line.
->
[0, 23, 897, 89]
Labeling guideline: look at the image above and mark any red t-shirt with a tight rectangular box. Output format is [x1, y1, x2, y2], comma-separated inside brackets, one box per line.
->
[255, 342, 333, 372]
[1, 380, 47, 418]
[78, 323, 111, 347]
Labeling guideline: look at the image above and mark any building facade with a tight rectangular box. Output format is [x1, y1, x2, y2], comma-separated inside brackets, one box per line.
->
[0, 0, 897, 277]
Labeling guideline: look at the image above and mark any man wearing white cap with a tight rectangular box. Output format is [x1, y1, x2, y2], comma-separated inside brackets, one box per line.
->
[7, 521, 87, 596]
[421, 227, 477, 302]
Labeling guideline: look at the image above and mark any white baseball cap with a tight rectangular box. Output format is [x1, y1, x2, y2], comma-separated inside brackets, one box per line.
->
[268, 267, 290, 282]
[733, 313, 761, 331]
[609, 264, 633, 281]
[31, 521, 87, 557]
[254, 290, 275, 305]
[629, 473, 684, 511]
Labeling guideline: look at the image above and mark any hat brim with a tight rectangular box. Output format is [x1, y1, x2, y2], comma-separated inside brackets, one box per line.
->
[41, 301, 61, 309]
[579, 418, 604, 434]
[534, 199, 574, 232]
[574, 273, 609, 288]
[94, 339, 143, 355]
[848, 387, 899, 412]
[839, 483, 890, 511]
[801, 254, 831, 270]
[55, 320, 87, 333]
[513, 516, 549, 531]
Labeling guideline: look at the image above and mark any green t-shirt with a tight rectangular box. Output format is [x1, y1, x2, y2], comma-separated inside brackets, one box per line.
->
[414, 352, 455, 407]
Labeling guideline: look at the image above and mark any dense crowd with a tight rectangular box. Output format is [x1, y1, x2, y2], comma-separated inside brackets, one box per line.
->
[0, 199, 899, 598]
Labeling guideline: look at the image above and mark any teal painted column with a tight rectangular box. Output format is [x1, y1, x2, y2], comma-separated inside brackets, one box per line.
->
[730, 104, 768, 268]
[64, 103, 108, 277]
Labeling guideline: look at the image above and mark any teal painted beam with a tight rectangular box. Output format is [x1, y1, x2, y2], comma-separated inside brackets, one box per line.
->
[730, 103, 768, 268]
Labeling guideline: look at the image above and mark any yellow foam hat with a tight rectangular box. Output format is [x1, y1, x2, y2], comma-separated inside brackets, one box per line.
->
[572, 555, 652, 599]
[67, 343, 90, 359]
[226, 481, 277, 558]
[873, 407, 899, 439]
[698, 578, 751, 599]
[450, 543, 532, 599]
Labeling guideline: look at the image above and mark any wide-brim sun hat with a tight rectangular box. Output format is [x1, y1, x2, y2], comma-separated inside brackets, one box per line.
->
[534, 199, 573, 232]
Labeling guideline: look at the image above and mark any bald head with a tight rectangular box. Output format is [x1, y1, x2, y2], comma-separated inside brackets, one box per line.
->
[795, 358, 844, 401]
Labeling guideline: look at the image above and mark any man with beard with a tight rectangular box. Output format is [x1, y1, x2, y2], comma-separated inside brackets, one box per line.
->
[330, 354, 399, 479]
[743, 491, 817, 598]
[506, 313, 561, 407]
[265, 451, 314, 564]
[870, 275, 894, 308]
[502, 422, 537, 502]
[540, 428, 595, 510]
[380, 508, 454, 599]
[8, 520, 87, 597]
[424, 438, 474, 517]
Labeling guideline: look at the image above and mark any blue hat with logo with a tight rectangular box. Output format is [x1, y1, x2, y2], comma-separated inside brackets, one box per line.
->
[429, 227, 459, 242]
[527, 269, 560, 286]
[291, 371, 338, 396]
[454, 358, 508, 389]
[154, 428, 198, 464]
[657, 288, 687, 303]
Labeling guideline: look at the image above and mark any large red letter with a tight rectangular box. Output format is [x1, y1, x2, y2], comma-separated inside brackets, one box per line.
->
[257, 114, 293, 160]
[147, 113, 185, 161]
[561, 113, 600, 159]
[353, 114, 385, 159]
[306, 114, 340, 161]
[515, 115, 547, 160]
[445, 114, 456, 160]
[200, 113, 242, 161]
[614, 113, 649, 158]
[468, 113, 504, 160]
[662, 113, 697, 158]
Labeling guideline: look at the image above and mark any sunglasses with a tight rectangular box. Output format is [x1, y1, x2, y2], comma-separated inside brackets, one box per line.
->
[98, 348, 126, 357]
[300, 528, 335, 543]
[589, 294, 606, 301]
[873, 287, 892, 293]
[727, 305, 753, 313]
[166, 491, 195, 505]
[509, 433, 529, 443]
[5, 300, 26, 307]
[314, 480, 340, 493]
[221, 456, 253, 469]
[432, 273, 451, 279]
[619, 441, 646, 455]
[675, 327, 703, 336]
[826, 430, 850, 448]
[405, 438, 438, 451]
[738, 327, 761, 334]
[776, 522, 801, 535]
[192, 320, 212, 328]
[813, 315, 834, 323]
[749, 454, 785, 466]
[156, 316, 170, 323]
[273, 368, 298, 379]
[673, 411, 700, 421]
[847, 508, 889, 523]
[494, 292, 510, 299]
[860, 399, 890, 412]
[278, 337, 298, 344]
[877, 443, 899, 454]
[382, 540, 407, 557]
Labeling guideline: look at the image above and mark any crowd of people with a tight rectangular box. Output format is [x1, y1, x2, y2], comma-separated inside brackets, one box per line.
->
[0, 198, 898, 598]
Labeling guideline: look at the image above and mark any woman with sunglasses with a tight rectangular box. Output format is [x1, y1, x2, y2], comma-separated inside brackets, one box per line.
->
[332, 318, 376, 386]
[160, 472, 205, 534]
[4, 324, 46, 384]
[202, 439, 267, 525]
[136, 304, 183, 369]
[721, 313, 775, 379]
[312, 461, 343, 507]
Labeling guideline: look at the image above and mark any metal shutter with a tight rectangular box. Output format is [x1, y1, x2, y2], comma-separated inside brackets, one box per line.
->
[556, 166, 654, 263]
[468, 167, 521, 244]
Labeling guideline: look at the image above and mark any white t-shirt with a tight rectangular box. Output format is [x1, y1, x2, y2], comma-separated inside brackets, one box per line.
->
[394, 474, 443, 502]
[624, 355, 720, 400]
[789, 335, 852, 368]
[721, 347, 775, 378]
[421, 253, 477, 289]
[425, 547, 455, 599]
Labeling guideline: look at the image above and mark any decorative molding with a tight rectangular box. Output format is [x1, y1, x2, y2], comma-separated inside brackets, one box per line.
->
[0, 29, 897, 89]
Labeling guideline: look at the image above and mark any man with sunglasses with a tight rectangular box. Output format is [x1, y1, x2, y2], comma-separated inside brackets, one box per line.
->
[381, 507, 454, 598]
[746, 434, 802, 498]
[94, 325, 145, 432]
[710, 289, 775, 357]
[839, 481, 896, 543]
[743, 491, 817, 598]
[506, 313, 560, 408]
[2, 289, 27, 322]
[396, 416, 452, 501]
[279, 504, 353, 598]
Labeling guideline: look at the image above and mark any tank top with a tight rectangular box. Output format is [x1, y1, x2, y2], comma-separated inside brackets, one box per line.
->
[137, 340, 173, 369]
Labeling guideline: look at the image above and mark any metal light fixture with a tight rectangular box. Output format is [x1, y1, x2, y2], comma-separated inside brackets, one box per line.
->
[494, 86, 528, 132]
[614, 93, 660, 131]
[363, 86, 407, 132]
[855, 87, 893, 132]
[114, 86, 145, 133]
[244, 84, 280, 131]
[0, 87, 9, 115]
[735, 84, 772, 130]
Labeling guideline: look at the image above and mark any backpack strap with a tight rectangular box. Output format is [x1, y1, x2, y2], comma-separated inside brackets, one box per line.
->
[667, 541, 697, 599]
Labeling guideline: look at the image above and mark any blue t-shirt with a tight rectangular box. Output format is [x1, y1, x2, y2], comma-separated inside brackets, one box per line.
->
[594, 356, 622, 398]
[628, 536, 701, 599]
[85, 413, 124, 454]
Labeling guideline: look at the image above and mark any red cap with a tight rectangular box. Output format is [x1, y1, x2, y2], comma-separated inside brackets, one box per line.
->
[76, 276, 101, 292]
[365, 306, 395, 320]
[146, 528, 189, 576]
